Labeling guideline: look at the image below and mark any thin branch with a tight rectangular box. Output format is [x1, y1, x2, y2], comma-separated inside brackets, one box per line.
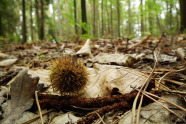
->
[143, 91, 186, 113]
[134, 51, 159, 124]
[140, 90, 186, 123]
[22, 109, 54, 124]
[35, 91, 44, 124]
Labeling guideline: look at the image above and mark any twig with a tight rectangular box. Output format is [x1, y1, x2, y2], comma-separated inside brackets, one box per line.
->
[157, 68, 186, 89]
[143, 91, 186, 113]
[35, 91, 44, 124]
[132, 58, 158, 124]
[22, 109, 54, 124]
[162, 89, 186, 95]
[95, 112, 106, 124]
[77, 101, 129, 124]
[139, 90, 186, 123]
[161, 78, 186, 86]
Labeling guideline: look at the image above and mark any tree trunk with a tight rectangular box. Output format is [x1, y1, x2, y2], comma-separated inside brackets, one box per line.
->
[81, 0, 87, 34]
[176, 5, 179, 32]
[22, 0, 27, 43]
[140, 0, 144, 36]
[93, 0, 96, 37]
[148, 1, 153, 34]
[74, 0, 78, 34]
[156, 14, 163, 32]
[0, 12, 3, 36]
[30, 0, 34, 41]
[128, 0, 131, 35]
[106, 0, 110, 34]
[57, 0, 62, 38]
[35, 0, 40, 40]
[101, 0, 104, 36]
[40, 0, 44, 40]
[180, 0, 186, 32]
[117, 0, 120, 37]
[169, 0, 173, 30]
[110, 0, 113, 37]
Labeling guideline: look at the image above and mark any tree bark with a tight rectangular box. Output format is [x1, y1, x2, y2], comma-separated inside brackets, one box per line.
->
[30, 0, 34, 41]
[35, 0, 40, 40]
[0, 12, 3, 36]
[128, 0, 131, 36]
[180, 0, 186, 32]
[148, 1, 153, 34]
[81, 0, 87, 34]
[140, 0, 144, 36]
[101, 0, 104, 36]
[22, 0, 27, 43]
[93, 0, 96, 37]
[40, 0, 44, 40]
[74, 0, 78, 34]
[117, 0, 120, 37]
[156, 14, 163, 32]
[169, 0, 173, 30]
[110, 0, 113, 37]
[106, 0, 110, 34]
[57, 0, 62, 38]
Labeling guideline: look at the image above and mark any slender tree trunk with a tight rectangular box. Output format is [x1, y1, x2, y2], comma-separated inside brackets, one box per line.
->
[93, 0, 96, 37]
[22, 0, 27, 43]
[128, 0, 131, 35]
[81, 0, 87, 34]
[110, 0, 113, 37]
[40, 0, 44, 40]
[156, 14, 164, 33]
[148, 1, 153, 34]
[74, 0, 78, 34]
[0, 12, 3, 36]
[176, 6, 179, 32]
[117, 0, 120, 37]
[180, 0, 186, 32]
[101, 0, 104, 36]
[30, 0, 34, 41]
[140, 0, 144, 36]
[106, 0, 110, 34]
[35, 0, 40, 40]
[169, 0, 173, 30]
[57, 0, 62, 38]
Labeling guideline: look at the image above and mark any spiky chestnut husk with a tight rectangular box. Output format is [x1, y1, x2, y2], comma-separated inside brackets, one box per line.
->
[49, 56, 88, 96]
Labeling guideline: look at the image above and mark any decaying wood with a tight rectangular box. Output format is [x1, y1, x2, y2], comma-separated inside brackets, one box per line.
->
[37, 91, 138, 110]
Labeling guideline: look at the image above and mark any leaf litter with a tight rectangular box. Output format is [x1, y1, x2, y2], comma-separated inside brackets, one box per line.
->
[0, 34, 185, 123]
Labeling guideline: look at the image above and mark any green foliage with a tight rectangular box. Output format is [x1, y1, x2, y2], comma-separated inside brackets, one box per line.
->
[81, 22, 89, 33]
[81, 34, 94, 40]
[183, 29, 186, 34]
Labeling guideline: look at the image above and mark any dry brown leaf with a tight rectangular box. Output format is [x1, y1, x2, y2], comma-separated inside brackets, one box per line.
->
[176, 48, 185, 61]
[142, 35, 151, 43]
[1, 68, 39, 124]
[87, 53, 137, 67]
[0, 58, 18, 67]
[83, 64, 148, 98]
[76, 39, 92, 57]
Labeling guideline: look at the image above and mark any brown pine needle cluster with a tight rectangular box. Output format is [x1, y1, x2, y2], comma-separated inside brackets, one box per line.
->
[49, 57, 88, 95]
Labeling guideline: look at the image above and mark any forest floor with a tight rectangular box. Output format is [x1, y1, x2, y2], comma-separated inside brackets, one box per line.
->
[0, 34, 186, 124]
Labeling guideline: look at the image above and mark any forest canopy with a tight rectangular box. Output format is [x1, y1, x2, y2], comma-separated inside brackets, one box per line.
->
[0, 0, 186, 43]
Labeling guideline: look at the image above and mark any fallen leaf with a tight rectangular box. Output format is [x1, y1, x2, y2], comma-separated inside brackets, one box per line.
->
[76, 39, 92, 57]
[83, 64, 148, 98]
[0, 59, 18, 67]
[49, 112, 80, 124]
[0, 89, 7, 105]
[87, 53, 137, 67]
[142, 35, 151, 43]
[1, 68, 39, 124]
[176, 48, 185, 61]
